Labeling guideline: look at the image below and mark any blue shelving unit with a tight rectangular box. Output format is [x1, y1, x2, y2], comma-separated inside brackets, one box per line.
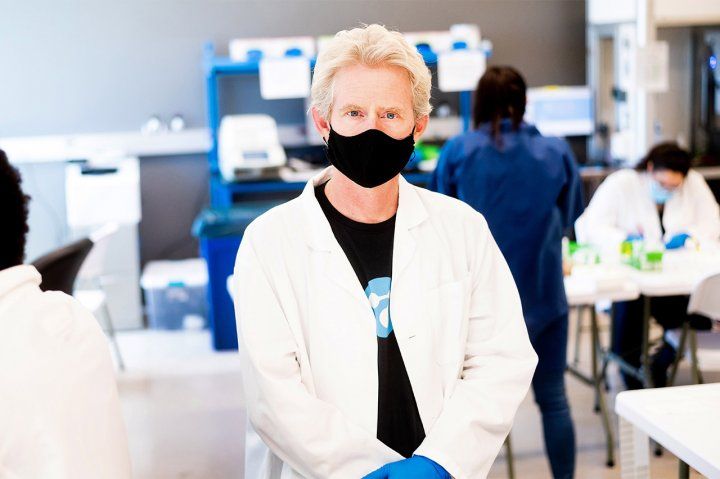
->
[203, 42, 474, 206]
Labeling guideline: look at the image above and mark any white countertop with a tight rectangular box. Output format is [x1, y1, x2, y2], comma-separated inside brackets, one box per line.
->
[0, 128, 211, 163]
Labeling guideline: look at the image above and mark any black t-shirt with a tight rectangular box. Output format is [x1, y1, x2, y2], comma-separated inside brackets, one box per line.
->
[315, 181, 425, 458]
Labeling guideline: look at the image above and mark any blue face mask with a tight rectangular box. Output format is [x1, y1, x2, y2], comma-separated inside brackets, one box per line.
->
[651, 180, 674, 205]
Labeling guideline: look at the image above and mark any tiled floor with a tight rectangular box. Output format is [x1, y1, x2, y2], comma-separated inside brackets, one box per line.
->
[114, 312, 714, 478]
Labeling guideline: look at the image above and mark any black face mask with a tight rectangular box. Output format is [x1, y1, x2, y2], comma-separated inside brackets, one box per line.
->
[325, 126, 415, 188]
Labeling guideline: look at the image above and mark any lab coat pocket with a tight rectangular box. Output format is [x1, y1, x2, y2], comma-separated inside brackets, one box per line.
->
[427, 276, 469, 365]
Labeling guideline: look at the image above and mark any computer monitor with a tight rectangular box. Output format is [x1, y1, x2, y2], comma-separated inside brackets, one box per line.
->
[525, 86, 594, 137]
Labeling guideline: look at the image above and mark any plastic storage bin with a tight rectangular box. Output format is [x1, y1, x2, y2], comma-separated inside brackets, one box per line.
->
[141, 258, 209, 330]
[192, 202, 283, 350]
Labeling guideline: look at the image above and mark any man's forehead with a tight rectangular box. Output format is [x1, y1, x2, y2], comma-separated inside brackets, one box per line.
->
[331, 64, 413, 108]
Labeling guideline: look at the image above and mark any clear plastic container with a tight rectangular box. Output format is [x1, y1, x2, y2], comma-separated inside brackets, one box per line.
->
[140, 259, 208, 330]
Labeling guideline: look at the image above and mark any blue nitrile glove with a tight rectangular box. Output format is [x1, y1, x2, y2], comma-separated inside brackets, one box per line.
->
[626, 233, 644, 242]
[362, 455, 451, 479]
[665, 233, 691, 250]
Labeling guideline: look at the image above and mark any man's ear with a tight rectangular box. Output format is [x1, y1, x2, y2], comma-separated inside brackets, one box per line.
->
[413, 115, 429, 141]
[311, 106, 330, 142]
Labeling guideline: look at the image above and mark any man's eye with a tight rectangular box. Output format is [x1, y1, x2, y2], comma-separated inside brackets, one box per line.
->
[348, 110, 360, 117]
[386, 112, 397, 120]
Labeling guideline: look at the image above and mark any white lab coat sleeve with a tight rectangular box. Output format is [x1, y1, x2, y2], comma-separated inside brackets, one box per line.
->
[414, 214, 538, 479]
[575, 174, 627, 247]
[233, 231, 401, 479]
[686, 173, 720, 243]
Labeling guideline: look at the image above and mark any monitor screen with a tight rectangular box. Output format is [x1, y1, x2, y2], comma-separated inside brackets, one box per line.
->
[525, 86, 594, 137]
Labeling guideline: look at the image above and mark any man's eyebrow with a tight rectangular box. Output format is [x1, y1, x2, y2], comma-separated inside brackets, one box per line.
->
[379, 106, 404, 113]
[337, 103, 365, 111]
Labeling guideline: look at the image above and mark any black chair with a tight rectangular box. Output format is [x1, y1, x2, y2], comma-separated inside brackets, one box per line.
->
[32, 238, 94, 295]
[31, 234, 126, 370]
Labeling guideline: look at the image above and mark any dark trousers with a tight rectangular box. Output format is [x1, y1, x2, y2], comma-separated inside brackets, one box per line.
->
[611, 296, 711, 389]
[529, 314, 576, 479]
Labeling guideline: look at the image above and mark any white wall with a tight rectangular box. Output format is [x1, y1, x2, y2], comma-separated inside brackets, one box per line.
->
[653, 27, 693, 148]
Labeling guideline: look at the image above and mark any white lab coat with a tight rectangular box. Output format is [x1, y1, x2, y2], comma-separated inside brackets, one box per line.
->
[0, 265, 132, 479]
[576, 169, 720, 253]
[233, 167, 538, 479]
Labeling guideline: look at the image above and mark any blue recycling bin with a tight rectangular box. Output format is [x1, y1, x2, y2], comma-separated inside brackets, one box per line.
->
[192, 202, 283, 350]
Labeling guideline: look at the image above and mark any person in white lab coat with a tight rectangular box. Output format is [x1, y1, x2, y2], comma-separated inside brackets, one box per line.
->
[233, 24, 538, 479]
[576, 142, 719, 388]
[0, 149, 132, 479]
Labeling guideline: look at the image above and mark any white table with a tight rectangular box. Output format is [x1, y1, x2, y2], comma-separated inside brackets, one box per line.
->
[616, 383, 720, 479]
[625, 250, 720, 298]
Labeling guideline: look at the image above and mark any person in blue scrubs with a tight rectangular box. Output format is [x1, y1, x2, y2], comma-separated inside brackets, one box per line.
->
[430, 66, 584, 479]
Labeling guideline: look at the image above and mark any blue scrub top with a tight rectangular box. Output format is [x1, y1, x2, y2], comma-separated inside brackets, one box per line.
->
[429, 120, 584, 331]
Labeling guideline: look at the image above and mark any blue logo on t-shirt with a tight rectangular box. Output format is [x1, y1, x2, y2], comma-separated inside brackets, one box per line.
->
[365, 277, 393, 338]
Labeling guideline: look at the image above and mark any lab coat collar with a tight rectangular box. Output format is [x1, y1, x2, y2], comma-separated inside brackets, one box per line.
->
[299, 166, 428, 252]
[0, 265, 41, 299]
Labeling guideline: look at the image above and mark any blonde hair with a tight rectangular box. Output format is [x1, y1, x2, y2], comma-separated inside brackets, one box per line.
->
[311, 24, 432, 121]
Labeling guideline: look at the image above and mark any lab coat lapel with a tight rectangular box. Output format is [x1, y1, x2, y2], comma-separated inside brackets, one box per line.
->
[299, 168, 374, 307]
[392, 176, 426, 280]
[388, 175, 429, 341]
[324, 250, 370, 306]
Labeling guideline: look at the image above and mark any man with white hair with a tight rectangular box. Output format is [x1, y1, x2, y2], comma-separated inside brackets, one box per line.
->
[234, 24, 537, 479]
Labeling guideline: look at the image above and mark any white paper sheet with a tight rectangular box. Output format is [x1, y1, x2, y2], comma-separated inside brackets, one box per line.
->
[259, 57, 311, 100]
[437, 49, 486, 92]
[637, 41, 669, 93]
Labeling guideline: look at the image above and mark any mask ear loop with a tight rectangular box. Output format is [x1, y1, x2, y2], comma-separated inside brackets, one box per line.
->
[323, 123, 333, 146]
[408, 125, 417, 164]
[407, 125, 416, 139]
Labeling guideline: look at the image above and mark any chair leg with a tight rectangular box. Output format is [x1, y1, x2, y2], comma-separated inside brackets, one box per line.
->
[101, 301, 126, 371]
[504, 434, 515, 479]
[572, 306, 583, 367]
[641, 296, 653, 388]
[668, 323, 689, 387]
[589, 306, 600, 413]
[688, 329, 702, 384]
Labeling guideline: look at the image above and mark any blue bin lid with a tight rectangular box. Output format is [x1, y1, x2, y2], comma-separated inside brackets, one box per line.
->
[192, 201, 284, 238]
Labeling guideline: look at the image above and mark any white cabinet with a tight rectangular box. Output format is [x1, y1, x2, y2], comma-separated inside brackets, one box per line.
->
[66, 157, 143, 329]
